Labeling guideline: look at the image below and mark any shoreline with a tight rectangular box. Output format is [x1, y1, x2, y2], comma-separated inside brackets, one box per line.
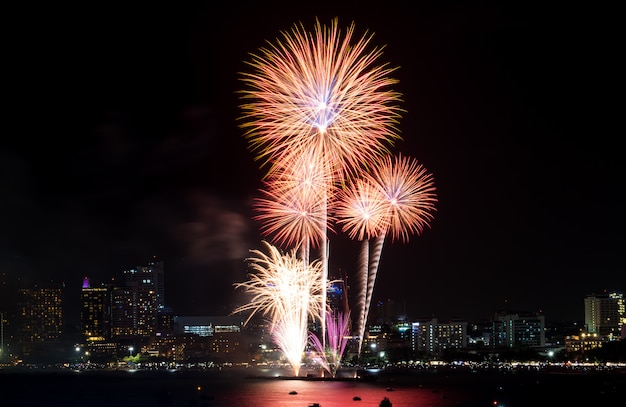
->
[1, 365, 624, 406]
[1, 363, 625, 378]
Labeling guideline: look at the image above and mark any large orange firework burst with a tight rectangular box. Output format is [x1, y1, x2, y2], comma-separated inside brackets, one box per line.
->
[335, 177, 389, 241]
[238, 17, 404, 180]
[253, 179, 332, 250]
[253, 149, 336, 250]
[369, 153, 438, 242]
[335, 153, 437, 242]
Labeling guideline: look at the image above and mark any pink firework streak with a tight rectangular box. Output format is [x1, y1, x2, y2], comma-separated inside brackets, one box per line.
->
[308, 310, 351, 378]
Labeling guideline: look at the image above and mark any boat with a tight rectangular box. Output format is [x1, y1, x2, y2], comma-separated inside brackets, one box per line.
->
[353, 396, 362, 401]
[288, 390, 297, 395]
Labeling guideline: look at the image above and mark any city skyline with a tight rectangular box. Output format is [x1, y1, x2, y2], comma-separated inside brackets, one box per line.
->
[3, 266, 623, 367]
[2, 2, 621, 324]
[3, 259, 620, 329]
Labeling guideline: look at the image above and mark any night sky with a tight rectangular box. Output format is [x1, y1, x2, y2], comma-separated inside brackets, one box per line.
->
[2, 2, 621, 325]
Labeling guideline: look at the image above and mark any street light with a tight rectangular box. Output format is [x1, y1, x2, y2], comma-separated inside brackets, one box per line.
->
[129, 346, 134, 357]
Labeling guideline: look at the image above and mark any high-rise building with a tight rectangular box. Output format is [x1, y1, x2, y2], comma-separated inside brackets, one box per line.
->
[0, 272, 19, 354]
[110, 285, 136, 339]
[80, 277, 119, 357]
[130, 258, 165, 310]
[16, 285, 63, 343]
[110, 284, 158, 339]
[0, 272, 18, 318]
[156, 306, 174, 336]
[80, 277, 110, 341]
[306, 266, 350, 336]
[79, 259, 164, 344]
[374, 298, 407, 324]
[410, 318, 467, 354]
[107, 259, 162, 340]
[14, 284, 66, 361]
[584, 291, 625, 340]
[327, 270, 351, 335]
[0, 312, 5, 360]
[491, 311, 545, 349]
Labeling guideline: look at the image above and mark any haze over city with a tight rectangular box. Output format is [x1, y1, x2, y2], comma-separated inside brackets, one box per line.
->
[2, 2, 621, 325]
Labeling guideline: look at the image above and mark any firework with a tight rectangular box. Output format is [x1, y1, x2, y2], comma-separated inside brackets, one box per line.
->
[335, 177, 389, 241]
[336, 154, 437, 355]
[233, 241, 324, 376]
[239, 17, 403, 181]
[369, 153, 437, 243]
[308, 310, 350, 378]
[253, 150, 336, 255]
[240, 17, 402, 346]
[334, 177, 388, 352]
[236, 17, 421, 366]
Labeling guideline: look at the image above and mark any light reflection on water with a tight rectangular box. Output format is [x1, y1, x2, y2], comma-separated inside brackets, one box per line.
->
[3, 366, 624, 406]
[0, 368, 472, 407]
[209, 379, 455, 407]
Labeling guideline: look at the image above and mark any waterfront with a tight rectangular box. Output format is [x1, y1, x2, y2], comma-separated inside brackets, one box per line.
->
[1, 366, 624, 407]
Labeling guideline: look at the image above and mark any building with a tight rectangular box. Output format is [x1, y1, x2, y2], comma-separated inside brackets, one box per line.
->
[173, 316, 244, 337]
[491, 311, 545, 349]
[80, 277, 110, 341]
[134, 258, 165, 310]
[0, 312, 6, 361]
[15, 284, 65, 361]
[584, 291, 625, 340]
[168, 316, 248, 362]
[411, 318, 467, 355]
[80, 277, 120, 358]
[79, 259, 165, 355]
[106, 260, 163, 340]
[16, 285, 63, 343]
[156, 306, 174, 336]
[374, 298, 407, 325]
[327, 273, 350, 318]
[564, 332, 606, 354]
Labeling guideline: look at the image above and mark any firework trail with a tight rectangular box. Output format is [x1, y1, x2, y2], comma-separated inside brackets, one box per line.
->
[335, 177, 388, 354]
[232, 241, 324, 376]
[363, 154, 437, 354]
[337, 154, 437, 355]
[239, 17, 403, 346]
[362, 233, 384, 353]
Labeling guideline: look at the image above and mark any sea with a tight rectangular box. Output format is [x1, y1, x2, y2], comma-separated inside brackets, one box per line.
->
[1, 366, 624, 407]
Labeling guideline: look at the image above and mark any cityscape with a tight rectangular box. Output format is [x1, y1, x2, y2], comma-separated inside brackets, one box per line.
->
[2, 3, 623, 406]
[0, 258, 624, 368]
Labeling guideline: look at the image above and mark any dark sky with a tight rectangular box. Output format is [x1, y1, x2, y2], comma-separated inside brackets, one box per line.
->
[2, 2, 621, 325]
